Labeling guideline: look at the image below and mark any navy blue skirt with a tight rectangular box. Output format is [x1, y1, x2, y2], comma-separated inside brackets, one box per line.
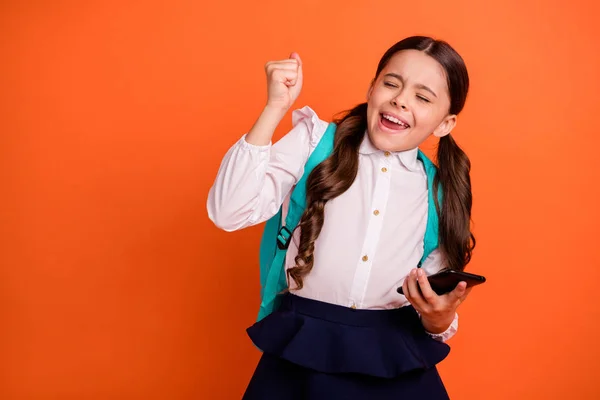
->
[243, 294, 451, 400]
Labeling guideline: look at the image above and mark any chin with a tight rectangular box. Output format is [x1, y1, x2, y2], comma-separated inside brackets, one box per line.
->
[368, 130, 414, 153]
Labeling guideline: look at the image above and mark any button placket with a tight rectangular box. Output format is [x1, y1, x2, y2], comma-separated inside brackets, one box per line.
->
[347, 155, 391, 309]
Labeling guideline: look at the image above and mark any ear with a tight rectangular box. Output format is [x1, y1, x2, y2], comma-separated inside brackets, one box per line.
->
[366, 79, 375, 101]
[433, 114, 457, 138]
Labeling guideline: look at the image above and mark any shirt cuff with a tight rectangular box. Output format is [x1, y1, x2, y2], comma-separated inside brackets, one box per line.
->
[422, 312, 459, 342]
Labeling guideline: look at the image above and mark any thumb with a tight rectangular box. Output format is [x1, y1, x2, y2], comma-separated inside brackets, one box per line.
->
[289, 52, 302, 66]
[448, 281, 467, 303]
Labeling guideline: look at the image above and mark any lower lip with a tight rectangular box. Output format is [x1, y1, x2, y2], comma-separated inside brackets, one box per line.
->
[378, 114, 409, 134]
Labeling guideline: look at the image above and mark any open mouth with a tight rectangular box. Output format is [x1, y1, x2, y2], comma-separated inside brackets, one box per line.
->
[380, 113, 410, 131]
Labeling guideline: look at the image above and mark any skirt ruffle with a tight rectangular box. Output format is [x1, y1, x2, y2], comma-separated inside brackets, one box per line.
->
[247, 293, 450, 379]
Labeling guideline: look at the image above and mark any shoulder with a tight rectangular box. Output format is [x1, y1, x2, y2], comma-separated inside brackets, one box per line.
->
[291, 106, 330, 149]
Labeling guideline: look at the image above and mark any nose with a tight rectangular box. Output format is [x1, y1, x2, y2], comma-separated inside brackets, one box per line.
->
[391, 95, 407, 110]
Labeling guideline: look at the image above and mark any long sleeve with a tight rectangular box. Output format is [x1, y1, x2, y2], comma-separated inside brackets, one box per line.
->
[207, 106, 328, 231]
[419, 249, 459, 342]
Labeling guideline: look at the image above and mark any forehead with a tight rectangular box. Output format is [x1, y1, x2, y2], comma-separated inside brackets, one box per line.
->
[381, 50, 448, 93]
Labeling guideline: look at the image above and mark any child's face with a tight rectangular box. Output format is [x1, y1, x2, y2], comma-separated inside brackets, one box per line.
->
[366, 50, 456, 152]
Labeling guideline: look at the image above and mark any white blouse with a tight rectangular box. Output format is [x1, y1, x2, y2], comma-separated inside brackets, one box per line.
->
[207, 106, 458, 341]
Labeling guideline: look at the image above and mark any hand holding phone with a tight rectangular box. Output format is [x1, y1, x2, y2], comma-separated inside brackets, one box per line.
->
[397, 269, 486, 296]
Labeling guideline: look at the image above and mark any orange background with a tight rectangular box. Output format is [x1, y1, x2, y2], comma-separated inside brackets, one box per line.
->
[2, 1, 599, 399]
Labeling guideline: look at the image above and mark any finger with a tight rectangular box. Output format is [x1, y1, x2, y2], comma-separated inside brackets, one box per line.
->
[402, 279, 410, 301]
[416, 268, 437, 304]
[266, 62, 300, 72]
[407, 269, 428, 310]
[289, 53, 303, 88]
[460, 287, 473, 302]
[296, 58, 303, 87]
[447, 281, 468, 305]
[402, 278, 417, 306]
[267, 57, 301, 65]
[270, 69, 299, 86]
[289, 52, 302, 67]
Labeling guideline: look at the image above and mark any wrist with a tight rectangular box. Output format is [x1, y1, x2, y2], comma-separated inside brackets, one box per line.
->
[263, 103, 289, 120]
[245, 105, 288, 146]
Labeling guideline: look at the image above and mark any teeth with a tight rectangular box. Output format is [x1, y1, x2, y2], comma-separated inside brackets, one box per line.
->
[383, 114, 408, 127]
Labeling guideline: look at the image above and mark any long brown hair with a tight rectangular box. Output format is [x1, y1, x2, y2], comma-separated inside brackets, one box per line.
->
[288, 36, 475, 290]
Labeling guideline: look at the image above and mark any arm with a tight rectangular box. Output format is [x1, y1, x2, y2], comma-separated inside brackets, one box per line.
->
[207, 52, 316, 231]
[207, 106, 325, 231]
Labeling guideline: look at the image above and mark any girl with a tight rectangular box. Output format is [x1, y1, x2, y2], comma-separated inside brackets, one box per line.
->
[208, 36, 476, 399]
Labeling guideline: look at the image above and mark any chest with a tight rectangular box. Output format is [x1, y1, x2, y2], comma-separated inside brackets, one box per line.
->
[322, 155, 429, 238]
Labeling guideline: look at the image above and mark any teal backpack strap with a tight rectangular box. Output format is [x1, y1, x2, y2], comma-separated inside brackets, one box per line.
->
[258, 207, 282, 298]
[417, 150, 442, 267]
[257, 122, 337, 321]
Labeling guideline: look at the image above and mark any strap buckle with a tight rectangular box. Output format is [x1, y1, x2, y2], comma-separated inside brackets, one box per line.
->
[276, 226, 293, 250]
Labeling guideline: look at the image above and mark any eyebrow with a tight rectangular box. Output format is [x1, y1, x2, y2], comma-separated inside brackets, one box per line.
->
[383, 73, 438, 98]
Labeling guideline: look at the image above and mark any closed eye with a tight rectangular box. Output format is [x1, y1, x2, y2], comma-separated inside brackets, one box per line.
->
[384, 82, 398, 88]
[417, 95, 430, 103]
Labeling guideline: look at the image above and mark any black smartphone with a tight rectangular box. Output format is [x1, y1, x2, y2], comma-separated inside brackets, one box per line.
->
[397, 269, 486, 296]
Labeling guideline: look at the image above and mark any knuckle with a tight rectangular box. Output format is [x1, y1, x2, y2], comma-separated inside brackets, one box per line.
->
[271, 70, 282, 79]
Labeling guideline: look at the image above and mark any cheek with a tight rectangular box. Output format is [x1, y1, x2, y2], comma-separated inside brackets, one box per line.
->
[366, 105, 375, 127]
[367, 101, 382, 125]
[368, 89, 387, 108]
[368, 93, 389, 120]
[414, 107, 441, 130]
